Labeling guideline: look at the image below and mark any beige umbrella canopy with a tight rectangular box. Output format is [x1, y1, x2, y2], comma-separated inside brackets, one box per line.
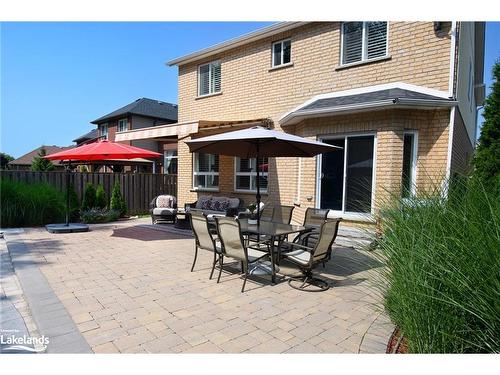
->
[186, 126, 342, 225]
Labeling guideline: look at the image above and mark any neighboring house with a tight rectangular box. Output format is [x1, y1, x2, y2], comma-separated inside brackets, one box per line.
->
[90, 97, 178, 173]
[115, 22, 485, 227]
[72, 129, 99, 146]
[7, 145, 73, 170]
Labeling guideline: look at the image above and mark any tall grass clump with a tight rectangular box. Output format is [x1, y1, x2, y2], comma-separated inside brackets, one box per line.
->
[378, 176, 499, 353]
[0, 178, 65, 227]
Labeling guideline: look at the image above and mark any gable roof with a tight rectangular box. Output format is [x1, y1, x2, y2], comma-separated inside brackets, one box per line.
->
[8, 145, 73, 167]
[73, 129, 99, 144]
[91, 98, 178, 124]
[280, 82, 457, 126]
[166, 22, 309, 67]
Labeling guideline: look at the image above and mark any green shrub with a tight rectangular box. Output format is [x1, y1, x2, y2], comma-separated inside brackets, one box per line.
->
[81, 183, 96, 210]
[110, 181, 127, 216]
[80, 208, 120, 224]
[377, 176, 500, 353]
[0, 178, 65, 227]
[95, 184, 107, 209]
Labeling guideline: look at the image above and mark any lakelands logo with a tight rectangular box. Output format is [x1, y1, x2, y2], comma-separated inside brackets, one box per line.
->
[0, 330, 49, 353]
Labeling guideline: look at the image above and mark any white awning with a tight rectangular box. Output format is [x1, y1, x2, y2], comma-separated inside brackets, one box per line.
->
[115, 121, 199, 141]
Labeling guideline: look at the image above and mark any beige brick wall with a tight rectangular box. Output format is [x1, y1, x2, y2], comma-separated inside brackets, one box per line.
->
[175, 22, 454, 224]
[177, 22, 452, 124]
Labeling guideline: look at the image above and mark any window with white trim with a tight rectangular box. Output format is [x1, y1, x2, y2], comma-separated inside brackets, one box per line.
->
[193, 153, 219, 190]
[164, 150, 178, 175]
[235, 157, 268, 192]
[198, 61, 221, 96]
[272, 39, 291, 67]
[100, 123, 108, 140]
[117, 118, 128, 133]
[341, 22, 388, 65]
[401, 132, 417, 198]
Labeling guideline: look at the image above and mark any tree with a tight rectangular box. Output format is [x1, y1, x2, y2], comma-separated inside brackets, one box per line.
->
[0, 152, 14, 169]
[95, 184, 107, 209]
[81, 183, 96, 210]
[31, 147, 55, 171]
[473, 60, 500, 191]
[110, 181, 127, 216]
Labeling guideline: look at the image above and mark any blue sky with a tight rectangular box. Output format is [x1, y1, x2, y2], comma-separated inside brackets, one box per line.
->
[1, 21, 499, 158]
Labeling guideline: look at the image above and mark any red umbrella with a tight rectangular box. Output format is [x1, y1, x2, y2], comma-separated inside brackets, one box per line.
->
[45, 140, 161, 161]
[44, 140, 161, 232]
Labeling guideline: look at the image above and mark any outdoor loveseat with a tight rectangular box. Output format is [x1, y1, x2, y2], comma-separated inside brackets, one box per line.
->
[150, 194, 178, 224]
[185, 195, 245, 217]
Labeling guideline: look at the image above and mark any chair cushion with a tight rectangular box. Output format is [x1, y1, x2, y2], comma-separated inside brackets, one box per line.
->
[228, 198, 240, 209]
[210, 197, 230, 211]
[196, 196, 212, 209]
[285, 248, 311, 266]
[156, 195, 176, 208]
[153, 208, 177, 216]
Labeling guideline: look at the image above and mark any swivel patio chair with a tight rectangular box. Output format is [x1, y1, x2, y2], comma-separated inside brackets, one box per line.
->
[286, 208, 330, 249]
[189, 211, 222, 279]
[281, 218, 341, 292]
[214, 217, 268, 292]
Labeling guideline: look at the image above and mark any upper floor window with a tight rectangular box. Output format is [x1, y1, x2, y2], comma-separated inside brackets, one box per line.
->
[341, 22, 388, 65]
[235, 157, 268, 192]
[193, 153, 219, 190]
[272, 39, 291, 67]
[100, 123, 108, 140]
[117, 118, 128, 133]
[198, 61, 221, 96]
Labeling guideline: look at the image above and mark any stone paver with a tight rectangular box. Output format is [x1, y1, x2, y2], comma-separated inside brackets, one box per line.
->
[3, 218, 393, 353]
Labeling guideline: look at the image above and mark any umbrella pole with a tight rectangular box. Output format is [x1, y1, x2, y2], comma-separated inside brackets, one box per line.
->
[256, 143, 261, 242]
[65, 162, 71, 226]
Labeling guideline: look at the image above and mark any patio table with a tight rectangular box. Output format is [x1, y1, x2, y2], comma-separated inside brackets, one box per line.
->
[239, 219, 310, 283]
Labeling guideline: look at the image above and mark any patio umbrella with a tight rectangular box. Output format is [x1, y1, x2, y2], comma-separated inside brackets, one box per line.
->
[44, 140, 162, 233]
[186, 126, 341, 226]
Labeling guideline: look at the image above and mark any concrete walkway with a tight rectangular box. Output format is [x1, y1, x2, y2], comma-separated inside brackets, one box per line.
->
[3, 219, 393, 353]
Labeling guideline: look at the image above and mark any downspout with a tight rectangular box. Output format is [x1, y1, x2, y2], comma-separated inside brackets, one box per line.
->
[445, 21, 458, 193]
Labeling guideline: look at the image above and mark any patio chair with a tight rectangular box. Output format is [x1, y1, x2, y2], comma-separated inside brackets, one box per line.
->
[281, 218, 341, 292]
[272, 205, 294, 224]
[150, 195, 177, 224]
[189, 211, 222, 279]
[214, 217, 268, 292]
[285, 208, 330, 249]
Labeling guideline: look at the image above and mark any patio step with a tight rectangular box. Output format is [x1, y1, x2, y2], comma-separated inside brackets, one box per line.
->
[336, 226, 377, 250]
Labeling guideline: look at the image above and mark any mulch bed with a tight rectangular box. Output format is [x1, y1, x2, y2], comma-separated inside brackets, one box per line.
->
[386, 327, 408, 353]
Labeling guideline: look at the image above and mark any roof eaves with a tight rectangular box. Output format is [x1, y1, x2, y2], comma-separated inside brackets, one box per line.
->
[166, 22, 309, 66]
[280, 99, 457, 126]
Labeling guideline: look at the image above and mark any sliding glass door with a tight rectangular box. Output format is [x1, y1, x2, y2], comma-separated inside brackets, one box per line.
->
[320, 135, 375, 214]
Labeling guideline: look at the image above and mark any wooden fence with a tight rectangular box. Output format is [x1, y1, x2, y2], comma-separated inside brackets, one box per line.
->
[1, 170, 177, 215]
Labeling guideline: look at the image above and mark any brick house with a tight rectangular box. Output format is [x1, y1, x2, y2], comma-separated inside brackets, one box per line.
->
[115, 22, 485, 226]
[91, 97, 178, 173]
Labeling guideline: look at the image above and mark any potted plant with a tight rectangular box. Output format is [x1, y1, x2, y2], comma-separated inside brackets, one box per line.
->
[247, 203, 258, 225]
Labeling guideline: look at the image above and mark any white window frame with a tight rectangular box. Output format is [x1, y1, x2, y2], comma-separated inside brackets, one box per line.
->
[197, 60, 221, 97]
[100, 123, 108, 140]
[316, 132, 378, 221]
[402, 131, 418, 198]
[192, 153, 219, 191]
[234, 157, 269, 193]
[271, 39, 292, 68]
[340, 22, 389, 66]
[117, 118, 128, 133]
[163, 150, 178, 175]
